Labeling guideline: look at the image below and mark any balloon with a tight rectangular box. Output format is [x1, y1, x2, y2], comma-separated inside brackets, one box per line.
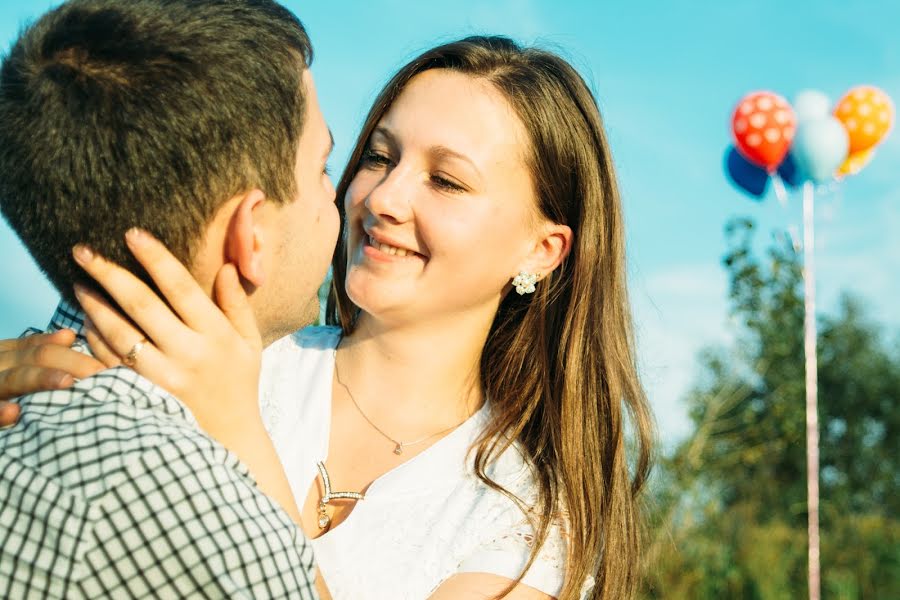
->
[731, 91, 796, 171]
[791, 116, 849, 184]
[724, 146, 769, 198]
[794, 90, 831, 122]
[834, 85, 894, 153]
[836, 148, 875, 178]
[777, 153, 802, 188]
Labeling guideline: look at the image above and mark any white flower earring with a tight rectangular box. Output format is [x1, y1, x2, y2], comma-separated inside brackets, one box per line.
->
[512, 271, 539, 295]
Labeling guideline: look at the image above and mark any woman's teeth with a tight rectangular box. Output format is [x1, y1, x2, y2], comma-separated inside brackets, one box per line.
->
[370, 236, 412, 257]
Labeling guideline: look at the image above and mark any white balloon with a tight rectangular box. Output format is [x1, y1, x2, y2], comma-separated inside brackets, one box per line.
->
[791, 116, 849, 183]
[794, 90, 832, 123]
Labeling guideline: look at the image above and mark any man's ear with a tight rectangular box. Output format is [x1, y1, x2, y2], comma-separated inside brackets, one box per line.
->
[225, 189, 268, 288]
[518, 223, 573, 278]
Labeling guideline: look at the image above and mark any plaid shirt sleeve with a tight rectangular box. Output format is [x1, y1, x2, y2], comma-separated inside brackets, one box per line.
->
[76, 436, 318, 599]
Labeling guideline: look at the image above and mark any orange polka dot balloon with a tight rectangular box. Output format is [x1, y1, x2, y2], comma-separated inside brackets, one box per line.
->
[834, 86, 894, 154]
[836, 148, 875, 179]
[731, 91, 796, 171]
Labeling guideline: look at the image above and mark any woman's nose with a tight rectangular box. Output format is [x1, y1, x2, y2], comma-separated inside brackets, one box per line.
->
[363, 166, 414, 224]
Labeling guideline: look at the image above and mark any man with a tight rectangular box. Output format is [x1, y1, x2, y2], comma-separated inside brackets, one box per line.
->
[0, 0, 338, 597]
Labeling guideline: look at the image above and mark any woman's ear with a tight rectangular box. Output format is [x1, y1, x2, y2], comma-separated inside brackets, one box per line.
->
[225, 189, 268, 288]
[518, 223, 573, 278]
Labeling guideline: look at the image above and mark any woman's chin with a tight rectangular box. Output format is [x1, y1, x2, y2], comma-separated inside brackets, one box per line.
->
[345, 278, 417, 321]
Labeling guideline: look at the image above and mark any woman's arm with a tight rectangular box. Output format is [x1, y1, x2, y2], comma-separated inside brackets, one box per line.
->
[429, 574, 555, 600]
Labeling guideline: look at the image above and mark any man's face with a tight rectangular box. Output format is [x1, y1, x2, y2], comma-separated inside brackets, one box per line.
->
[253, 70, 339, 343]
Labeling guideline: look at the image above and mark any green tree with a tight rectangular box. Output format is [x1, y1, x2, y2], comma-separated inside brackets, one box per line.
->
[641, 218, 899, 599]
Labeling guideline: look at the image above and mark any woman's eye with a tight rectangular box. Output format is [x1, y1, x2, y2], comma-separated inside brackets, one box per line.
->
[430, 174, 466, 193]
[360, 149, 392, 168]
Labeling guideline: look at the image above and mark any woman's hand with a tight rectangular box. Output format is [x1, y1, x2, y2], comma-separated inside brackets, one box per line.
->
[71, 228, 301, 523]
[0, 331, 106, 426]
[0, 330, 106, 396]
[71, 228, 264, 437]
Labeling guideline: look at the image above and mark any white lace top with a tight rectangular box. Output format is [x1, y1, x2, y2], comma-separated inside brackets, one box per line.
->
[258, 326, 585, 599]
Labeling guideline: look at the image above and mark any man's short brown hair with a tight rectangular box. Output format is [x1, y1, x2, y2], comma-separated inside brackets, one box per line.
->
[0, 0, 313, 302]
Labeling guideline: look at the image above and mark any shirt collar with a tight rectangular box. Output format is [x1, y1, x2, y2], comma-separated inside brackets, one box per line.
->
[41, 301, 199, 425]
[45, 300, 90, 351]
[47, 300, 86, 333]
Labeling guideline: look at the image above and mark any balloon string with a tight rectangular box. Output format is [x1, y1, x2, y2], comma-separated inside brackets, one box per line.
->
[772, 175, 789, 207]
[802, 181, 821, 600]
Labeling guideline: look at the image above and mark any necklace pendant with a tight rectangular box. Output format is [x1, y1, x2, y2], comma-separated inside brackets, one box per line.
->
[317, 502, 331, 530]
[393, 443, 403, 455]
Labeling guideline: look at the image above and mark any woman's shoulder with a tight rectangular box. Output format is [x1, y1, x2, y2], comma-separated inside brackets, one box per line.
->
[260, 324, 340, 391]
[455, 432, 573, 597]
[467, 413, 535, 494]
[460, 423, 555, 536]
[259, 325, 339, 438]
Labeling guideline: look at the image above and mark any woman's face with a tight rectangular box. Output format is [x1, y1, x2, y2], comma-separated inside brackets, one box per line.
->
[343, 69, 541, 324]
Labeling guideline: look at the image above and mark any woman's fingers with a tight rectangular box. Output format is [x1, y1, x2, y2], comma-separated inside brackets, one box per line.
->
[78, 293, 178, 393]
[0, 400, 20, 428]
[71, 250, 192, 355]
[0, 366, 74, 401]
[124, 228, 232, 334]
[0, 329, 74, 354]
[214, 263, 262, 350]
[0, 334, 105, 380]
[44, 329, 77, 347]
[73, 284, 146, 355]
[16, 343, 105, 380]
[83, 318, 123, 369]
[0, 330, 105, 401]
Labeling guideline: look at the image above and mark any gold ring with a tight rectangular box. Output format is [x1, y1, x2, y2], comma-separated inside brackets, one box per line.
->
[123, 339, 148, 367]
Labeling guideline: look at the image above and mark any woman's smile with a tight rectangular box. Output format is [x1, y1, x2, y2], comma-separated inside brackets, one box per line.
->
[362, 232, 427, 263]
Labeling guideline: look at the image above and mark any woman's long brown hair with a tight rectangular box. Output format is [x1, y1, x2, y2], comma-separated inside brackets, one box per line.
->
[326, 36, 655, 599]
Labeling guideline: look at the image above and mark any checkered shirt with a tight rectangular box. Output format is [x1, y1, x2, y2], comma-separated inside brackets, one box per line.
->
[0, 302, 318, 599]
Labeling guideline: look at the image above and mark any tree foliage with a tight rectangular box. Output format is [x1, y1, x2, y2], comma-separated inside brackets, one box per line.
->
[641, 218, 899, 599]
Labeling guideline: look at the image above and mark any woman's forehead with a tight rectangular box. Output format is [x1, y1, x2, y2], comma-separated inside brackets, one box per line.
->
[376, 70, 528, 163]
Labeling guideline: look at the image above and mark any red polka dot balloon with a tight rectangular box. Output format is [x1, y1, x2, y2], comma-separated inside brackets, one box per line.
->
[731, 91, 796, 172]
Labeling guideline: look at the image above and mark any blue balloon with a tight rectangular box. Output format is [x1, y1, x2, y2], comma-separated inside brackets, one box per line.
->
[777, 152, 802, 188]
[725, 146, 769, 199]
[791, 116, 849, 184]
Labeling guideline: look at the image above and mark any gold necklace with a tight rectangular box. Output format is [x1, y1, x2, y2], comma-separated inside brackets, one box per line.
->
[315, 460, 363, 530]
[333, 348, 468, 455]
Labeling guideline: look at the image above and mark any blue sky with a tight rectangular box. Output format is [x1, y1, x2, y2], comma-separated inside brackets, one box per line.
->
[1, 1, 898, 442]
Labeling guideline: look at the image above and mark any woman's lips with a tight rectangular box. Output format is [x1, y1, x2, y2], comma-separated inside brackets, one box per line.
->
[367, 235, 417, 257]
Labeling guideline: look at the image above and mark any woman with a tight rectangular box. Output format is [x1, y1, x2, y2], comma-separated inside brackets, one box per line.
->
[0, 36, 653, 599]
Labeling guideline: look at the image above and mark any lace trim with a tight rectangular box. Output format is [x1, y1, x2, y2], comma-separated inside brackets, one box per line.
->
[476, 513, 596, 599]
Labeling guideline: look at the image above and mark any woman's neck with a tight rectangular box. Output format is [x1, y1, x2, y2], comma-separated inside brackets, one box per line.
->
[337, 309, 493, 432]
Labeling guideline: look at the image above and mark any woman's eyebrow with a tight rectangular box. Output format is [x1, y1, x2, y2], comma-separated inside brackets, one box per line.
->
[370, 127, 482, 180]
[368, 126, 402, 157]
[430, 145, 482, 179]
